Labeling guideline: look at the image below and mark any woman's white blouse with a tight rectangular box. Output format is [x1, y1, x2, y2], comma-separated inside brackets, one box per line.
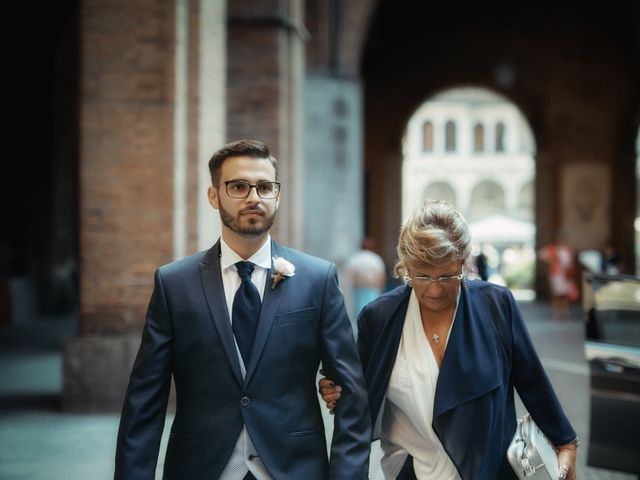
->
[380, 289, 461, 480]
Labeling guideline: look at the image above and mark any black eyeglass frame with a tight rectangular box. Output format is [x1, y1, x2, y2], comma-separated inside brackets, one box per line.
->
[223, 180, 281, 199]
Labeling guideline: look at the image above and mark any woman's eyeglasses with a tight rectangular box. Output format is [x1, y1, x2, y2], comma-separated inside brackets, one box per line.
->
[412, 272, 464, 286]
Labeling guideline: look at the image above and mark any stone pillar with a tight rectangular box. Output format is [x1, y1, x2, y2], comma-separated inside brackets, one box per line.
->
[364, 100, 403, 279]
[304, 75, 363, 265]
[534, 149, 557, 297]
[226, 0, 306, 248]
[64, 0, 226, 411]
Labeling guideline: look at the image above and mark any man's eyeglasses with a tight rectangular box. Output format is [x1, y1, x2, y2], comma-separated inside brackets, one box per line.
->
[412, 272, 464, 287]
[224, 180, 281, 199]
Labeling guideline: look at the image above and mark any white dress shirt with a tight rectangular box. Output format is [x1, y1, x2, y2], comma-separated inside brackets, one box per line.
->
[218, 236, 273, 480]
[380, 289, 461, 480]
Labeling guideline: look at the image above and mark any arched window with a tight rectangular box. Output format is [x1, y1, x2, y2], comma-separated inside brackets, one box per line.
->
[469, 180, 506, 220]
[445, 120, 456, 152]
[423, 181, 456, 207]
[473, 123, 484, 152]
[495, 122, 506, 152]
[423, 121, 434, 152]
[517, 181, 534, 221]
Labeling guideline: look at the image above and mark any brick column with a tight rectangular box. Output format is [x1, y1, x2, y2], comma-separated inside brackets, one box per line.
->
[63, 0, 175, 411]
[63, 0, 226, 411]
[226, 0, 306, 248]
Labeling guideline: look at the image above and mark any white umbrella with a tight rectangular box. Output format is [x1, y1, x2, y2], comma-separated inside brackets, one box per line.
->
[469, 214, 535, 243]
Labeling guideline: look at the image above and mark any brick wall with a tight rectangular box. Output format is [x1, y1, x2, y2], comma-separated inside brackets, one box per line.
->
[79, 0, 175, 334]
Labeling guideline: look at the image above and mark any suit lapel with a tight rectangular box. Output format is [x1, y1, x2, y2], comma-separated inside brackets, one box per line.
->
[199, 240, 243, 385]
[244, 240, 285, 386]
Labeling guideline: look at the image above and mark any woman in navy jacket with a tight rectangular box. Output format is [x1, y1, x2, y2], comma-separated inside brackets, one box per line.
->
[321, 200, 578, 479]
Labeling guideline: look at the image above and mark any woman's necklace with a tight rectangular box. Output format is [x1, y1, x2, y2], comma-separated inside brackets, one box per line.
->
[421, 304, 455, 346]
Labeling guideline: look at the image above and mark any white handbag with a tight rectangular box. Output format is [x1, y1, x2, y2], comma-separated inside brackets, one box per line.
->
[507, 413, 560, 479]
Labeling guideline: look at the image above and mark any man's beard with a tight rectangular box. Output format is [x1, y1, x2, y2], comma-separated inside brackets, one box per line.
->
[219, 201, 277, 237]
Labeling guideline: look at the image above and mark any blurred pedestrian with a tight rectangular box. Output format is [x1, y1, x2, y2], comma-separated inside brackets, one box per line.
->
[600, 239, 624, 275]
[345, 237, 386, 334]
[539, 231, 578, 320]
[475, 245, 489, 281]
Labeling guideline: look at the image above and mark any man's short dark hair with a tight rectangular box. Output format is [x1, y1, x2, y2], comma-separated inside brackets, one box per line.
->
[208, 139, 278, 186]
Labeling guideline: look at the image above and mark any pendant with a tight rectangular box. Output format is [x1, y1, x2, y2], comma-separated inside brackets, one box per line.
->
[432, 333, 440, 343]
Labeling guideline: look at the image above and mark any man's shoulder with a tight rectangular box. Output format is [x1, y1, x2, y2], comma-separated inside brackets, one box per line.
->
[157, 249, 210, 277]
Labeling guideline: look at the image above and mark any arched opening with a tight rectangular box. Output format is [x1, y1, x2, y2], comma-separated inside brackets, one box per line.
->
[495, 122, 506, 152]
[445, 120, 457, 152]
[469, 180, 506, 219]
[473, 123, 485, 153]
[517, 181, 534, 221]
[422, 121, 434, 152]
[361, 0, 640, 294]
[422, 182, 456, 207]
[403, 87, 536, 295]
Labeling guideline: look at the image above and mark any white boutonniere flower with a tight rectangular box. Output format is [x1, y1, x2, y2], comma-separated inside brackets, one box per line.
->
[271, 256, 295, 289]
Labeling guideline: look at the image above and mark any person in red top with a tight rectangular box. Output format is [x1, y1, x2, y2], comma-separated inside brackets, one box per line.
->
[538, 231, 578, 320]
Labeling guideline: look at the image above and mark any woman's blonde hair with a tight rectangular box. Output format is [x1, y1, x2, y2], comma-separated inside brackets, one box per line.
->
[394, 200, 472, 279]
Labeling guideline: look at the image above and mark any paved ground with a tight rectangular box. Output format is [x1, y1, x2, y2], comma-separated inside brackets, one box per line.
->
[0, 303, 636, 479]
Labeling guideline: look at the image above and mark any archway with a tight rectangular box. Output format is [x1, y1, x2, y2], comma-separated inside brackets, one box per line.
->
[361, 0, 640, 290]
[469, 181, 507, 221]
[402, 87, 536, 293]
[421, 182, 456, 208]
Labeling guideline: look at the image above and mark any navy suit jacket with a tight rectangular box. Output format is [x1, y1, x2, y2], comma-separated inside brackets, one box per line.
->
[357, 280, 576, 480]
[115, 240, 371, 480]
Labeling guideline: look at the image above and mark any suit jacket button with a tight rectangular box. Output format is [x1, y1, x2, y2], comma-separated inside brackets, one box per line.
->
[240, 396, 250, 407]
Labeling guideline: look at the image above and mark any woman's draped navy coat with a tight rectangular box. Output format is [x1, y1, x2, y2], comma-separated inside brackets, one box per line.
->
[357, 280, 576, 480]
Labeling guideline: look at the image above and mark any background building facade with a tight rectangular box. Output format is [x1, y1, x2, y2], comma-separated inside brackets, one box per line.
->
[403, 87, 535, 225]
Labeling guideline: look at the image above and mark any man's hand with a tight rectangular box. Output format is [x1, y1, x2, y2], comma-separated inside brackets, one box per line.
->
[318, 370, 342, 411]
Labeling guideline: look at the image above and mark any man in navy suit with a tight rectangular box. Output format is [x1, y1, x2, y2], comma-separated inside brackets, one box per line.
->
[115, 139, 371, 479]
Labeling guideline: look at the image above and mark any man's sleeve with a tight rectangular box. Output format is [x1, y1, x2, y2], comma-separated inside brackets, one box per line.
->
[320, 263, 372, 480]
[114, 269, 173, 479]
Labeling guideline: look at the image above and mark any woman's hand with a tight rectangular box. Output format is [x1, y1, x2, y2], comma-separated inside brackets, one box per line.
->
[556, 441, 578, 480]
[318, 370, 342, 411]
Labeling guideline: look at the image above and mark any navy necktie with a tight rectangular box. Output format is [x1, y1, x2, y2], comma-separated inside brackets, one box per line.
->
[232, 261, 261, 367]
